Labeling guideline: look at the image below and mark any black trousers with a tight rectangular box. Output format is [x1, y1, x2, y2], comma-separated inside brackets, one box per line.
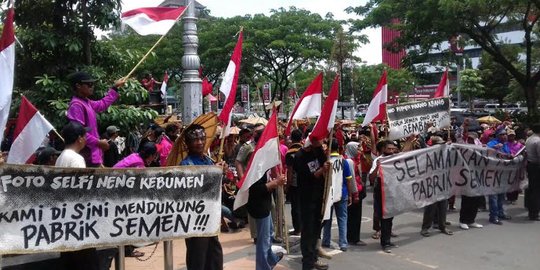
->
[60, 248, 115, 270]
[347, 200, 362, 243]
[373, 181, 393, 247]
[289, 186, 302, 233]
[527, 163, 540, 218]
[300, 195, 323, 269]
[422, 200, 448, 231]
[185, 236, 223, 270]
[459, 196, 482, 224]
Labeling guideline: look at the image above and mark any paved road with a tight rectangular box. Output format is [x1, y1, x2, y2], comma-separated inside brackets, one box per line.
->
[273, 190, 540, 270]
[117, 190, 539, 270]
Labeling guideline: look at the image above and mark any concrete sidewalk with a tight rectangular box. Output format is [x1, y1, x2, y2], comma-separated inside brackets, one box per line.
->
[115, 227, 290, 270]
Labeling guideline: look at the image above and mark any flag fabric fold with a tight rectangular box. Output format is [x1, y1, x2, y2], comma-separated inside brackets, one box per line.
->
[160, 71, 169, 99]
[202, 77, 213, 97]
[362, 71, 388, 127]
[7, 96, 54, 164]
[308, 75, 340, 143]
[218, 31, 243, 137]
[284, 73, 323, 135]
[0, 8, 15, 145]
[121, 7, 186, 36]
[233, 107, 281, 210]
[433, 68, 450, 98]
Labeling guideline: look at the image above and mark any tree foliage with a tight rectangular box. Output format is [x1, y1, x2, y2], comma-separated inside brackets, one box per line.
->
[353, 64, 416, 103]
[458, 69, 485, 109]
[349, 0, 540, 117]
[4, 0, 158, 134]
[478, 47, 520, 105]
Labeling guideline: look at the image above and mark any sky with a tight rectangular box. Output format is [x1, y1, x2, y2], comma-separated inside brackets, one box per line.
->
[122, 0, 382, 65]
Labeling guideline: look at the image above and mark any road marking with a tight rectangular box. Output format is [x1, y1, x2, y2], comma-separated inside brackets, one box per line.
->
[378, 251, 439, 269]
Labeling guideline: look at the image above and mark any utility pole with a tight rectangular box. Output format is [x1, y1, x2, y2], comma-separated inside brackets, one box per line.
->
[181, 0, 202, 124]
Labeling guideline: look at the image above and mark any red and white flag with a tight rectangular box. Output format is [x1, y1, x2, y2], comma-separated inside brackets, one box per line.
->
[362, 71, 388, 127]
[160, 71, 169, 99]
[7, 96, 54, 164]
[433, 68, 450, 98]
[0, 7, 15, 145]
[121, 7, 186, 36]
[284, 72, 323, 135]
[307, 75, 340, 144]
[234, 107, 281, 210]
[218, 31, 243, 137]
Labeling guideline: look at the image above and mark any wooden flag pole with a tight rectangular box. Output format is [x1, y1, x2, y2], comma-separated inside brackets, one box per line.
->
[320, 128, 335, 217]
[122, 3, 190, 80]
[273, 104, 290, 254]
[217, 126, 226, 162]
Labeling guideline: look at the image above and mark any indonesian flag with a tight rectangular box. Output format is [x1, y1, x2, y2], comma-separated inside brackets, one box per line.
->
[433, 68, 450, 98]
[307, 75, 340, 144]
[0, 8, 15, 145]
[362, 71, 388, 127]
[233, 107, 281, 210]
[218, 31, 243, 137]
[160, 71, 169, 99]
[284, 72, 323, 135]
[121, 7, 186, 36]
[7, 96, 54, 164]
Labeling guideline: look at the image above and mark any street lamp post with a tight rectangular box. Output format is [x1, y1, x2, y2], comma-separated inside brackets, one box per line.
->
[181, 0, 202, 124]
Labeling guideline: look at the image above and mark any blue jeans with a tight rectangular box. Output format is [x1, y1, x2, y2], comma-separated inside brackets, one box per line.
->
[488, 193, 505, 221]
[255, 215, 280, 270]
[322, 197, 348, 249]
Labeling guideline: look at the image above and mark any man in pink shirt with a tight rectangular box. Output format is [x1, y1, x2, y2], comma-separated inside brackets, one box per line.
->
[67, 71, 124, 167]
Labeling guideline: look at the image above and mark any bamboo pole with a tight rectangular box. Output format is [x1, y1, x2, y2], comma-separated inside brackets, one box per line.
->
[320, 129, 335, 217]
[122, 4, 190, 80]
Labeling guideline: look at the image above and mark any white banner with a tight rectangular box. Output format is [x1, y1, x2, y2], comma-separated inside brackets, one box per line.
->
[0, 164, 222, 254]
[379, 144, 526, 218]
[323, 156, 344, 220]
[386, 98, 451, 140]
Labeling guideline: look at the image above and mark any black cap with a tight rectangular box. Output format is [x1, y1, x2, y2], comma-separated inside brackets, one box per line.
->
[69, 71, 96, 87]
[62, 121, 91, 145]
[35, 147, 61, 165]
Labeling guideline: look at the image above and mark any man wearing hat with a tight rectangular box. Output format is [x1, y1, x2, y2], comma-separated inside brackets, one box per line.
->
[66, 71, 125, 167]
[179, 124, 224, 270]
[103, 125, 121, 167]
[486, 128, 512, 224]
[35, 146, 62, 165]
[420, 136, 454, 237]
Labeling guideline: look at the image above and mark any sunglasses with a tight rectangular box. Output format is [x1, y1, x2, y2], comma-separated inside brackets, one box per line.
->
[81, 82, 94, 87]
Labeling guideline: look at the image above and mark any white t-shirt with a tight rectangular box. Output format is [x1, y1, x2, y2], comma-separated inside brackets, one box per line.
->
[55, 149, 86, 168]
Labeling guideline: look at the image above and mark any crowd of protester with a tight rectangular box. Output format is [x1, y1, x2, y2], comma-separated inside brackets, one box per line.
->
[0, 73, 538, 270]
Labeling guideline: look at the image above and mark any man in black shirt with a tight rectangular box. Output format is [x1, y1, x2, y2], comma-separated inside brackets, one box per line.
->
[292, 139, 330, 270]
[247, 172, 286, 269]
[285, 129, 304, 235]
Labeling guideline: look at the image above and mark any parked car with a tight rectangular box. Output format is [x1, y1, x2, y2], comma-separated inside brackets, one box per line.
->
[484, 103, 500, 113]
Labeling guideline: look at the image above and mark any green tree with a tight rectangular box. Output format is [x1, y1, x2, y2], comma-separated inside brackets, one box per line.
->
[330, 27, 363, 101]
[458, 69, 485, 110]
[246, 7, 342, 102]
[354, 64, 416, 103]
[478, 47, 520, 106]
[5, 0, 158, 134]
[349, 0, 540, 117]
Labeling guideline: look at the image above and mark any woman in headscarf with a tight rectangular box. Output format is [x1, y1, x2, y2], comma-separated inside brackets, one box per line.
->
[343, 141, 366, 246]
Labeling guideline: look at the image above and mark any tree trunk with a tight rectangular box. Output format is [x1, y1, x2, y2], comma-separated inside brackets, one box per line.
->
[81, 0, 92, 65]
[524, 84, 539, 118]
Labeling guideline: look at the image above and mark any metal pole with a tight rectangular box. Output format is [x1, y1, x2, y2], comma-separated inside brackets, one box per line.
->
[181, 0, 202, 124]
[115, 245, 125, 270]
[456, 56, 462, 108]
[164, 241, 174, 270]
